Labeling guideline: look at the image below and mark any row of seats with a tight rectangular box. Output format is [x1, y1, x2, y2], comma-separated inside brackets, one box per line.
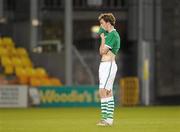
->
[1, 56, 32, 67]
[0, 37, 14, 48]
[19, 77, 62, 86]
[16, 67, 47, 78]
[0, 38, 30, 75]
[1, 53, 33, 75]
[16, 67, 62, 86]
[0, 47, 28, 57]
[0, 37, 63, 86]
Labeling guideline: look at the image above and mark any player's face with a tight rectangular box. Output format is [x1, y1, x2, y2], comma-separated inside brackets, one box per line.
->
[100, 19, 108, 31]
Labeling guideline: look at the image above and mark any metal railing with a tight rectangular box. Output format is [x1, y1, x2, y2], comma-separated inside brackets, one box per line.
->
[72, 45, 95, 85]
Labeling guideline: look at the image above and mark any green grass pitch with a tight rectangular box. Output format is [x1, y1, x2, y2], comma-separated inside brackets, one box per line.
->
[0, 106, 180, 132]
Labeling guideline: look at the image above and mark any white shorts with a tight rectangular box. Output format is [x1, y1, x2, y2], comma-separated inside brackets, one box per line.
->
[99, 61, 117, 91]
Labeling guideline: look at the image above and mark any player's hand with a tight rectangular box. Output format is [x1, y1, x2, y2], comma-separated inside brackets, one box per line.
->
[100, 33, 105, 39]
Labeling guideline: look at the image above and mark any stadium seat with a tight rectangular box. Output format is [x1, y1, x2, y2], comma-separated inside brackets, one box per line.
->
[9, 47, 17, 57]
[0, 38, 3, 47]
[40, 78, 52, 86]
[18, 76, 29, 85]
[21, 57, 33, 67]
[15, 67, 26, 77]
[0, 47, 8, 57]
[15, 67, 28, 84]
[50, 78, 63, 86]
[26, 67, 36, 78]
[35, 68, 47, 78]
[30, 77, 41, 87]
[2, 37, 14, 48]
[4, 65, 14, 75]
[16, 48, 28, 57]
[12, 57, 22, 67]
[1, 56, 12, 66]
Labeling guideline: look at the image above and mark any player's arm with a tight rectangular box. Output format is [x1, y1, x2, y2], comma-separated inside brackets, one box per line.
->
[99, 33, 109, 55]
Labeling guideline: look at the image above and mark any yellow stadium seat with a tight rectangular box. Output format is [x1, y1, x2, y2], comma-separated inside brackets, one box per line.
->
[21, 57, 33, 67]
[26, 67, 36, 78]
[16, 48, 28, 57]
[15, 67, 30, 85]
[4, 65, 14, 75]
[40, 78, 52, 86]
[15, 67, 29, 84]
[2, 37, 14, 48]
[18, 76, 29, 85]
[12, 57, 22, 67]
[35, 68, 48, 78]
[1, 56, 12, 66]
[8, 47, 17, 56]
[15, 67, 26, 77]
[0, 47, 8, 56]
[0, 38, 3, 47]
[50, 78, 63, 86]
[30, 77, 41, 87]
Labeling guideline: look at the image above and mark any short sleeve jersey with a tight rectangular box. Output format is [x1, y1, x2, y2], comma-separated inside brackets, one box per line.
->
[98, 27, 120, 55]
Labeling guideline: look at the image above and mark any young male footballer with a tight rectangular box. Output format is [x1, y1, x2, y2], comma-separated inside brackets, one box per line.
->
[97, 13, 120, 126]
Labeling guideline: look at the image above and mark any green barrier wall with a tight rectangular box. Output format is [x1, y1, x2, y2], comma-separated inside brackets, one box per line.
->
[38, 85, 119, 107]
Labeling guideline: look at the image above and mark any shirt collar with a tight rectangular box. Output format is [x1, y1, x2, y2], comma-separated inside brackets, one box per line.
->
[109, 27, 116, 33]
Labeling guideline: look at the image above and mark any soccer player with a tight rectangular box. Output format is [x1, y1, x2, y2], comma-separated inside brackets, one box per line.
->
[96, 13, 120, 126]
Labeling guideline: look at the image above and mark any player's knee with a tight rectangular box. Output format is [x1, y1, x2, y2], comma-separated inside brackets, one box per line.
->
[107, 90, 113, 97]
[99, 88, 107, 98]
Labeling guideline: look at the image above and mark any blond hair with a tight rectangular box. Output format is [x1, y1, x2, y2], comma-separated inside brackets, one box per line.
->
[98, 13, 116, 26]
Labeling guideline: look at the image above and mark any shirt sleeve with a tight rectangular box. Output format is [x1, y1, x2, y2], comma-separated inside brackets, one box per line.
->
[105, 34, 116, 49]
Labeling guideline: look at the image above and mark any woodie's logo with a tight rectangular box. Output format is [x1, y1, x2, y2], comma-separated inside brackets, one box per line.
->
[40, 90, 100, 103]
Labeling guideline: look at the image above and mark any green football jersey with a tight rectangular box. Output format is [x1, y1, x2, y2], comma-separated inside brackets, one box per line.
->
[98, 27, 108, 36]
[98, 27, 121, 55]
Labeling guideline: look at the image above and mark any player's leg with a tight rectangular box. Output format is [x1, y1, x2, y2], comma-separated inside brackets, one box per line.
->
[104, 61, 117, 125]
[99, 88, 108, 120]
[106, 90, 114, 125]
[97, 62, 111, 126]
[98, 62, 109, 121]
[98, 88, 114, 126]
[97, 88, 110, 126]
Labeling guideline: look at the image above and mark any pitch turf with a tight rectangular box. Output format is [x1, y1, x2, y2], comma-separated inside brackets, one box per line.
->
[0, 106, 180, 132]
